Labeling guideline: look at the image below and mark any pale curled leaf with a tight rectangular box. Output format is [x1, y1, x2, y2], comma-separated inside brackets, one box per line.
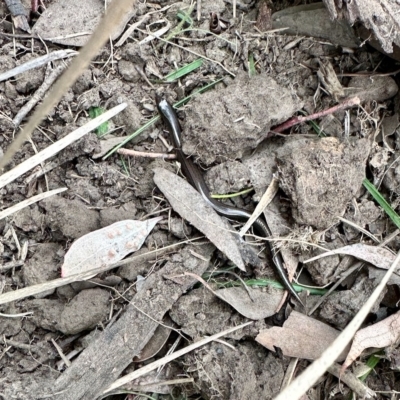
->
[215, 287, 283, 319]
[153, 168, 245, 271]
[256, 311, 350, 361]
[304, 243, 395, 270]
[61, 217, 162, 277]
[342, 310, 400, 371]
[133, 316, 173, 363]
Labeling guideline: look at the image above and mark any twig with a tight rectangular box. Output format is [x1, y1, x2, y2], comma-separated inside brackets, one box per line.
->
[337, 68, 400, 77]
[328, 363, 375, 398]
[0, 311, 33, 318]
[115, 4, 172, 47]
[13, 63, 67, 127]
[0, 260, 24, 272]
[117, 148, 176, 159]
[0, 49, 76, 83]
[273, 96, 360, 133]
[197, 0, 201, 21]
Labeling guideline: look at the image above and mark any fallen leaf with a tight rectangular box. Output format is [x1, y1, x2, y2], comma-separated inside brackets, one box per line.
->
[256, 311, 350, 361]
[304, 243, 395, 270]
[369, 267, 400, 286]
[153, 168, 245, 271]
[61, 217, 162, 277]
[215, 287, 283, 319]
[133, 316, 173, 362]
[342, 310, 400, 372]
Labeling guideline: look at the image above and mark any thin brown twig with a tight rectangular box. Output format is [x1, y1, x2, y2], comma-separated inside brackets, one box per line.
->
[337, 68, 400, 77]
[272, 96, 360, 133]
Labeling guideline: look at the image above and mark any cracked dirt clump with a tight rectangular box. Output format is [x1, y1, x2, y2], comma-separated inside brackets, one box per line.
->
[182, 73, 303, 164]
[184, 341, 284, 399]
[277, 137, 371, 229]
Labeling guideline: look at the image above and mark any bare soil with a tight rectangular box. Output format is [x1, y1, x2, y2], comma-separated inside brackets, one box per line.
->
[1, 0, 400, 399]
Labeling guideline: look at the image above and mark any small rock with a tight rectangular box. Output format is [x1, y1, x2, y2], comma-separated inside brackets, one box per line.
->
[15, 53, 45, 94]
[343, 199, 382, 240]
[318, 275, 383, 329]
[58, 288, 110, 335]
[183, 73, 302, 164]
[108, 96, 143, 142]
[12, 205, 43, 233]
[169, 217, 192, 239]
[23, 243, 62, 296]
[118, 60, 141, 83]
[99, 201, 137, 227]
[277, 137, 370, 229]
[40, 196, 100, 239]
[346, 75, 398, 103]
[24, 299, 64, 332]
[271, 3, 359, 48]
[205, 161, 252, 194]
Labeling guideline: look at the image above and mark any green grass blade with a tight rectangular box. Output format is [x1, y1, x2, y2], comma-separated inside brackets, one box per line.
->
[89, 107, 109, 136]
[359, 353, 382, 382]
[211, 187, 254, 199]
[248, 52, 256, 77]
[164, 59, 203, 82]
[298, 110, 326, 137]
[176, 9, 193, 27]
[164, 6, 194, 43]
[363, 178, 400, 229]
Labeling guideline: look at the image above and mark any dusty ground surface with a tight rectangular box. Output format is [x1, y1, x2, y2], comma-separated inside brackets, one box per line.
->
[0, 0, 400, 399]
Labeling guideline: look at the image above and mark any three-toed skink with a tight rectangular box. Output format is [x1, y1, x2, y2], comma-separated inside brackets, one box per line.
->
[157, 97, 303, 306]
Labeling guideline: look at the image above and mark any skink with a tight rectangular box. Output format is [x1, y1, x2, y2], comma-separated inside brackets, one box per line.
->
[157, 97, 303, 306]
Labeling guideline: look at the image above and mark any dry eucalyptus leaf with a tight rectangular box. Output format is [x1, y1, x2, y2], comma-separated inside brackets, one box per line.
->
[342, 310, 400, 372]
[256, 311, 350, 361]
[317, 59, 345, 101]
[215, 287, 284, 319]
[133, 316, 173, 363]
[304, 244, 395, 270]
[61, 217, 162, 277]
[153, 168, 245, 271]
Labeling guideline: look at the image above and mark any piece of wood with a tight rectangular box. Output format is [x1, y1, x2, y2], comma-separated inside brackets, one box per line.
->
[4, 0, 30, 33]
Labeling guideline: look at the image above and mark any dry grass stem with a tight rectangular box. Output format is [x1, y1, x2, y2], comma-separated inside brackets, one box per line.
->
[0, 103, 127, 190]
[0, 187, 67, 220]
[239, 176, 279, 236]
[102, 322, 252, 394]
[0, 49, 76, 82]
[118, 148, 176, 159]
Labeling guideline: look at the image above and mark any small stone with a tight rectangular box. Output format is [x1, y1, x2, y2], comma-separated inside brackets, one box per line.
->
[58, 288, 110, 335]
